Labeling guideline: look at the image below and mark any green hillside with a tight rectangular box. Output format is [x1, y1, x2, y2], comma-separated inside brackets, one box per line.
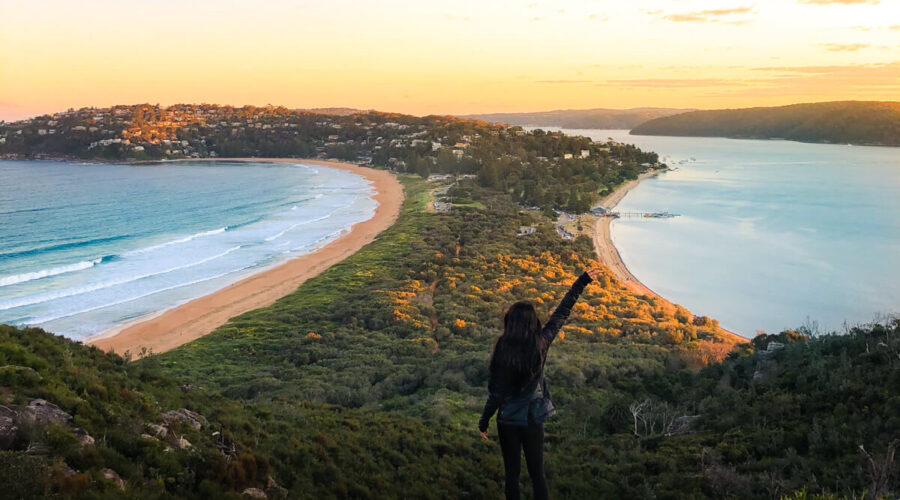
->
[630, 101, 900, 146]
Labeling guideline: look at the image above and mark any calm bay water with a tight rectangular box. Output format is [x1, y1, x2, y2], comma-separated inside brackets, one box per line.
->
[560, 129, 900, 336]
[0, 160, 376, 339]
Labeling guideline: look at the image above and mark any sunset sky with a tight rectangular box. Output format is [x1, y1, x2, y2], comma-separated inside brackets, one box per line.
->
[1, 0, 898, 120]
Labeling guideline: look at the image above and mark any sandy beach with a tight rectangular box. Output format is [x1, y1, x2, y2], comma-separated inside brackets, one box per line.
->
[591, 170, 747, 342]
[88, 158, 403, 356]
[592, 170, 662, 298]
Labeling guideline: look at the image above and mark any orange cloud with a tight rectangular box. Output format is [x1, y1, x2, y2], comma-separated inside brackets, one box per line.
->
[536, 80, 592, 84]
[799, 0, 879, 4]
[737, 61, 900, 96]
[754, 65, 860, 72]
[599, 78, 752, 88]
[822, 43, 870, 51]
[655, 6, 755, 23]
[604, 62, 900, 100]
[852, 25, 899, 31]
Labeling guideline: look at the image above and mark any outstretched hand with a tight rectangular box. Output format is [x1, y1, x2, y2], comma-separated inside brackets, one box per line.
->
[587, 268, 602, 280]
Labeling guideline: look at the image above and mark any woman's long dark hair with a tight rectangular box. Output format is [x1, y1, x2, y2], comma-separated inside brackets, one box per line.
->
[490, 301, 546, 379]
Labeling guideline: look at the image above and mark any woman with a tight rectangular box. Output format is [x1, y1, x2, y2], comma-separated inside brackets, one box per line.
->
[478, 268, 600, 500]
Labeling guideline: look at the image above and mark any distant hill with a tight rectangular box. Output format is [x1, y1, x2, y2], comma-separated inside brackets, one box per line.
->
[295, 107, 367, 116]
[631, 101, 900, 146]
[463, 107, 693, 129]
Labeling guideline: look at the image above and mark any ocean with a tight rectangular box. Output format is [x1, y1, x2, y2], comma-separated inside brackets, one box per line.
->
[0, 160, 376, 339]
[558, 129, 900, 336]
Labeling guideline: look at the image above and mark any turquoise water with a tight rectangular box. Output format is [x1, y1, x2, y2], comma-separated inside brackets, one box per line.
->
[0, 160, 376, 339]
[560, 129, 900, 336]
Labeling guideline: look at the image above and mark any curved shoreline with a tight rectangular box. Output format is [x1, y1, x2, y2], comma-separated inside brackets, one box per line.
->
[87, 158, 403, 356]
[591, 170, 747, 342]
[592, 170, 663, 298]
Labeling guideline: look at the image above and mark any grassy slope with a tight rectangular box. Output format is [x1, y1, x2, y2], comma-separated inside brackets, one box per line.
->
[158, 176, 738, 416]
[0, 326, 506, 499]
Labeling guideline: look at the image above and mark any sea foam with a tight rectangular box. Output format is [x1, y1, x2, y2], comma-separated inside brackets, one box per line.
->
[0, 160, 377, 339]
[0, 257, 106, 287]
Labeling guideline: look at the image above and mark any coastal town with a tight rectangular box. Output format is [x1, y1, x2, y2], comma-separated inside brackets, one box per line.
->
[0, 104, 666, 217]
[0, 104, 522, 167]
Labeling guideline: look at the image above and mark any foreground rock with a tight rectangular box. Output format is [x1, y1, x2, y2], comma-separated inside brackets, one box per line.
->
[0, 399, 74, 450]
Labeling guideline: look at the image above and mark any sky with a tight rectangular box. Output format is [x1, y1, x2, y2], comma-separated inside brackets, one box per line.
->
[1, 0, 898, 120]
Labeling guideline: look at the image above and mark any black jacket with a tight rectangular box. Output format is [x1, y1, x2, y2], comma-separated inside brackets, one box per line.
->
[478, 272, 592, 431]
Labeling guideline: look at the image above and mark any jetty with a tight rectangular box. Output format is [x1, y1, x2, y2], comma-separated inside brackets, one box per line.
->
[592, 206, 679, 219]
[609, 211, 679, 219]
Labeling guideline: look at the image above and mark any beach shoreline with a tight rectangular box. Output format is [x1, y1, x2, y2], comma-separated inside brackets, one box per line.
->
[592, 170, 664, 298]
[87, 158, 403, 356]
[591, 169, 747, 342]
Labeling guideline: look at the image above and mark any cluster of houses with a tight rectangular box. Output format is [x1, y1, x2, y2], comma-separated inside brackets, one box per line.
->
[0, 104, 495, 163]
[0, 105, 622, 178]
[561, 150, 591, 160]
[556, 225, 575, 240]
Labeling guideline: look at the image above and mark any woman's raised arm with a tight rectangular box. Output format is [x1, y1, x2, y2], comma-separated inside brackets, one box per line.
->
[541, 268, 600, 345]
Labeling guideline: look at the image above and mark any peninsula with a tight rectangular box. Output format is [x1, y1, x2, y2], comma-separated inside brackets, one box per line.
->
[631, 100, 900, 147]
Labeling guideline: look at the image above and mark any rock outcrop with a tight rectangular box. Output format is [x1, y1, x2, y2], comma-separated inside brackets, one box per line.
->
[266, 476, 289, 499]
[19, 399, 73, 425]
[0, 407, 18, 449]
[0, 399, 75, 450]
[161, 408, 206, 430]
[146, 423, 168, 439]
[174, 436, 193, 450]
[100, 468, 126, 491]
[242, 487, 268, 499]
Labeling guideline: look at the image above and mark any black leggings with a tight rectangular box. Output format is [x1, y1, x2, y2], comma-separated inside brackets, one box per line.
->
[497, 422, 549, 500]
